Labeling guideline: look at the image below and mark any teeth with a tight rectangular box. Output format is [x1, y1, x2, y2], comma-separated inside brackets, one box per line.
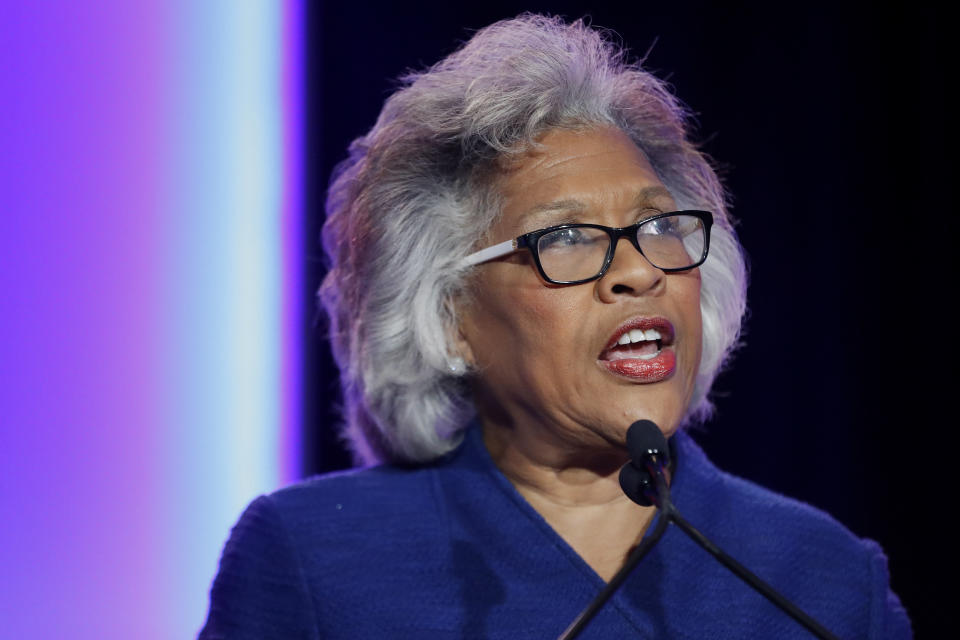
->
[616, 328, 664, 346]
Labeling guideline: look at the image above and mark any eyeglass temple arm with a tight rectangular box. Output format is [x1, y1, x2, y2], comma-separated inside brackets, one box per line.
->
[461, 238, 519, 267]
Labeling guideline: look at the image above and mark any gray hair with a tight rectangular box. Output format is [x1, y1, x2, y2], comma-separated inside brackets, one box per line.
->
[320, 14, 748, 465]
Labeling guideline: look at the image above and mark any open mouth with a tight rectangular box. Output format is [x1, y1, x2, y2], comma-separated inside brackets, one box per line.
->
[598, 318, 676, 382]
[605, 328, 664, 361]
[599, 319, 675, 360]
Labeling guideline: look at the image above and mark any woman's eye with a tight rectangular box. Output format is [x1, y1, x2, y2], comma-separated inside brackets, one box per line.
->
[541, 228, 588, 249]
[641, 217, 680, 236]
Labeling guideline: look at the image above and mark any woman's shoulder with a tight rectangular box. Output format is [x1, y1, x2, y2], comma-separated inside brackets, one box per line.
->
[673, 430, 871, 554]
[271, 462, 440, 519]
[261, 465, 440, 544]
[669, 430, 912, 638]
[199, 463, 451, 638]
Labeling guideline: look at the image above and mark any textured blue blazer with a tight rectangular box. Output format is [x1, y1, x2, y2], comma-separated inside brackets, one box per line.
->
[200, 426, 911, 638]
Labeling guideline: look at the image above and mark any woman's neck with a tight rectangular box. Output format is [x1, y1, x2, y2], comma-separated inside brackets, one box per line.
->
[482, 421, 657, 582]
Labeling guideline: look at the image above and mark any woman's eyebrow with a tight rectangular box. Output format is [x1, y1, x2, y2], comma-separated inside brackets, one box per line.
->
[512, 199, 588, 233]
[631, 185, 676, 209]
[519, 185, 676, 227]
[519, 198, 587, 225]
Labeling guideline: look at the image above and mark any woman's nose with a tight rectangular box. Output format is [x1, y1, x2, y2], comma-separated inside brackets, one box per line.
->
[596, 237, 664, 301]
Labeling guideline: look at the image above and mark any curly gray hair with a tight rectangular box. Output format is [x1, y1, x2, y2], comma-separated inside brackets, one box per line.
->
[320, 14, 748, 465]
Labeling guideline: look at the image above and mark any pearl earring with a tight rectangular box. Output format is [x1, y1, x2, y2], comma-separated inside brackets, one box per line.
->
[448, 357, 466, 375]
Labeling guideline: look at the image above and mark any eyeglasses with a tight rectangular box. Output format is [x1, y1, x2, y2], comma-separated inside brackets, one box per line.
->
[462, 210, 713, 285]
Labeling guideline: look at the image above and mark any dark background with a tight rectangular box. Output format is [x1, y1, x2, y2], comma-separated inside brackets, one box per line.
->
[304, 2, 952, 635]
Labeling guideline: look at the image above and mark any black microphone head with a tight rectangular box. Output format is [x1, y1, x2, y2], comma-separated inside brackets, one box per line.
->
[619, 462, 655, 506]
[625, 419, 669, 466]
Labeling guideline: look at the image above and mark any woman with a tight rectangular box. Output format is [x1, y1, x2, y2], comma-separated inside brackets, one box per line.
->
[201, 15, 910, 638]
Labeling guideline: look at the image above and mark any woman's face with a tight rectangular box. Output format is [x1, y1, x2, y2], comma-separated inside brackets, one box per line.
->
[459, 126, 702, 459]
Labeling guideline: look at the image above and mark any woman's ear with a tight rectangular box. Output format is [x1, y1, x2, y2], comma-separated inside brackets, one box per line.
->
[450, 325, 476, 374]
[447, 295, 477, 374]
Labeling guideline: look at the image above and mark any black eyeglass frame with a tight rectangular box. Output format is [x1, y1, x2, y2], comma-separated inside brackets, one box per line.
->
[508, 210, 714, 285]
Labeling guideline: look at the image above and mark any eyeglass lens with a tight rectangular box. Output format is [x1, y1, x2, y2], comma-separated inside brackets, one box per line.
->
[535, 213, 706, 282]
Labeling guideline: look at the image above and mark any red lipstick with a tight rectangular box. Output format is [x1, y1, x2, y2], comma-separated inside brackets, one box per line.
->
[598, 317, 676, 383]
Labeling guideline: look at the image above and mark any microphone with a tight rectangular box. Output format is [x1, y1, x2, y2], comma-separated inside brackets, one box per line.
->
[559, 420, 841, 640]
[621, 419, 671, 507]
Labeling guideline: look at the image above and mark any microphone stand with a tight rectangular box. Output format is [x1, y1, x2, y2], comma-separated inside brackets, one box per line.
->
[558, 455, 841, 640]
[647, 462, 840, 640]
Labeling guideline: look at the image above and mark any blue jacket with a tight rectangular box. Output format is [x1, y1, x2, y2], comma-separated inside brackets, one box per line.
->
[200, 427, 911, 638]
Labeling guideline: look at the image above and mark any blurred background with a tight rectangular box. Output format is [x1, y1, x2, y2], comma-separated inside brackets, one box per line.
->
[1, 1, 950, 637]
